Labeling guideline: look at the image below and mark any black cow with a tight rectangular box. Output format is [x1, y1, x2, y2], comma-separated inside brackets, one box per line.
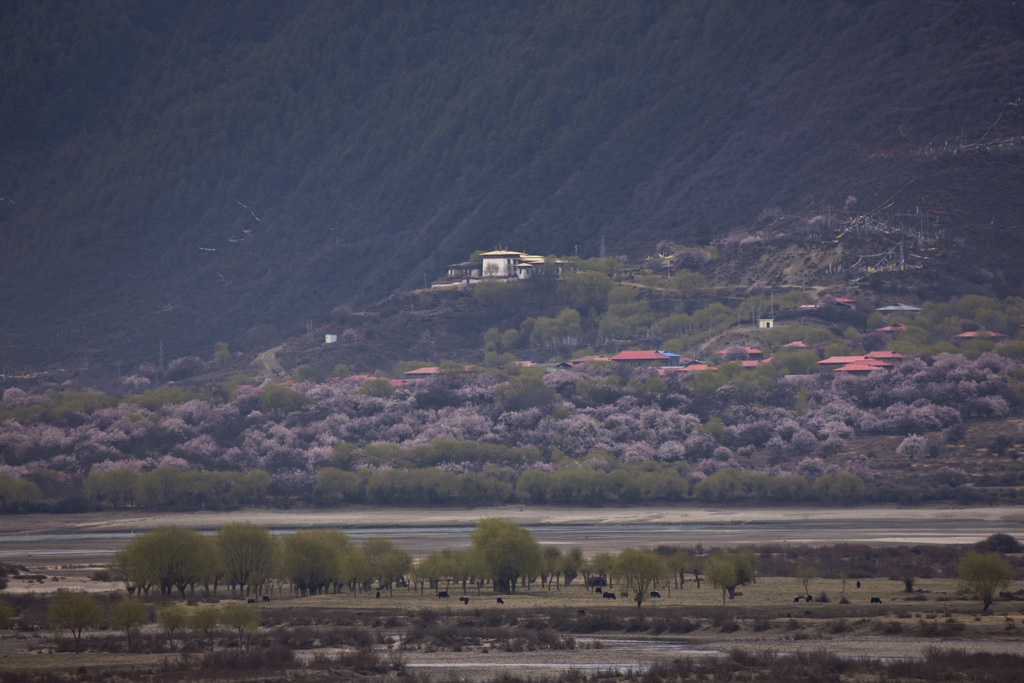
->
[650, 591, 661, 598]
[602, 592, 616, 599]
[856, 581, 861, 589]
[496, 597, 504, 604]
[794, 596, 802, 603]
[262, 596, 270, 602]
[247, 598, 256, 604]
[438, 591, 449, 599]
[595, 587, 603, 594]
[805, 595, 813, 603]
[375, 591, 380, 598]
[577, 609, 586, 616]
[870, 597, 882, 604]
[459, 596, 469, 604]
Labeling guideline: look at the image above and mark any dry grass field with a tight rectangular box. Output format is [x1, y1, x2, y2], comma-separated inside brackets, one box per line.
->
[1, 566, 1023, 682]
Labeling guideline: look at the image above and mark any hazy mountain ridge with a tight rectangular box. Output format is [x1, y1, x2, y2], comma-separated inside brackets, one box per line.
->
[2, 0, 1024, 370]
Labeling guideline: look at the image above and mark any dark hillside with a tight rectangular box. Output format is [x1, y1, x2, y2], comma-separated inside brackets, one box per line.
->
[2, 0, 1024, 370]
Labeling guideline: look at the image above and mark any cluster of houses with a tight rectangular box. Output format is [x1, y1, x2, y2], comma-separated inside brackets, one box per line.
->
[314, 247, 1017, 381]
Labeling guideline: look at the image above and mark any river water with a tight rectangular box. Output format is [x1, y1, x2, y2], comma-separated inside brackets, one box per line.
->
[1, 506, 1021, 564]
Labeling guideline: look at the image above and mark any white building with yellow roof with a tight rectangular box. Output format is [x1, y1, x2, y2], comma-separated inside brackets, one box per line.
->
[479, 249, 546, 279]
[434, 248, 558, 288]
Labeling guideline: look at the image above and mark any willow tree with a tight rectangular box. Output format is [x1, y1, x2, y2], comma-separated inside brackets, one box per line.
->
[705, 552, 737, 606]
[124, 525, 217, 597]
[471, 518, 543, 594]
[613, 549, 667, 608]
[49, 591, 101, 651]
[279, 529, 347, 596]
[216, 522, 276, 598]
[958, 551, 1016, 613]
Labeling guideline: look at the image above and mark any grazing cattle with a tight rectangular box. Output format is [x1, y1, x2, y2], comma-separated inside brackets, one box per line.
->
[794, 596, 802, 603]
[856, 581, 861, 589]
[262, 596, 270, 603]
[438, 591, 449, 599]
[595, 587, 603, 594]
[620, 592, 628, 598]
[602, 592, 616, 599]
[459, 596, 469, 604]
[650, 591, 661, 598]
[870, 597, 882, 604]
[375, 591, 380, 599]
[577, 610, 586, 616]
[496, 598, 504, 604]
[805, 595, 813, 603]
[247, 599, 256, 604]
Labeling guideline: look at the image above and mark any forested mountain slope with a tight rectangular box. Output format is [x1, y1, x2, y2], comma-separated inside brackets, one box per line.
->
[2, 0, 1024, 370]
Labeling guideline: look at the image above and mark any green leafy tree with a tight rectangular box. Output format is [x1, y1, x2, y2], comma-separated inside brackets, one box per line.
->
[220, 603, 259, 649]
[705, 552, 737, 605]
[494, 375, 557, 411]
[280, 529, 347, 596]
[357, 378, 396, 398]
[812, 472, 864, 504]
[216, 522, 276, 598]
[337, 547, 373, 594]
[667, 550, 692, 589]
[557, 271, 613, 311]
[0, 474, 42, 512]
[189, 604, 221, 651]
[588, 552, 616, 589]
[135, 466, 188, 508]
[542, 546, 563, 590]
[377, 548, 413, 596]
[670, 269, 706, 297]
[109, 598, 148, 650]
[958, 551, 1016, 613]
[290, 364, 316, 381]
[158, 602, 189, 649]
[561, 547, 584, 587]
[0, 599, 15, 629]
[471, 518, 543, 594]
[331, 363, 351, 378]
[413, 552, 448, 594]
[259, 383, 307, 413]
[214, 341, 231, 366]
[314, 467, 362, 504]
[794, 562, 817, 594]
[83, 467, 139, 509]
[613, 549, 667, 608]
[49, 591, 102, 651]
[123, 525, 217, 597]
[473, 279, 523, 309]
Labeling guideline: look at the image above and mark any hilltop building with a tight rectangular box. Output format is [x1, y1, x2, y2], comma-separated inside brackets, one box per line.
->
[435, 248, 558, 288]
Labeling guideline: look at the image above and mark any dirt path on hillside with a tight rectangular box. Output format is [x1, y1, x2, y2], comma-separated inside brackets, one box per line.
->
[253, 344, 284, 380]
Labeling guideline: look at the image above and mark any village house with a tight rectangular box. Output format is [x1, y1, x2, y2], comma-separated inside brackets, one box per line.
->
[435, 248, 556, 287]
[609, 350, 677, 366]
[876, 303, 921, 315]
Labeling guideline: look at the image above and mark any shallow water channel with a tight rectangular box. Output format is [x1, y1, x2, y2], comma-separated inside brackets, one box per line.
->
[2, 506, 1021, 564]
